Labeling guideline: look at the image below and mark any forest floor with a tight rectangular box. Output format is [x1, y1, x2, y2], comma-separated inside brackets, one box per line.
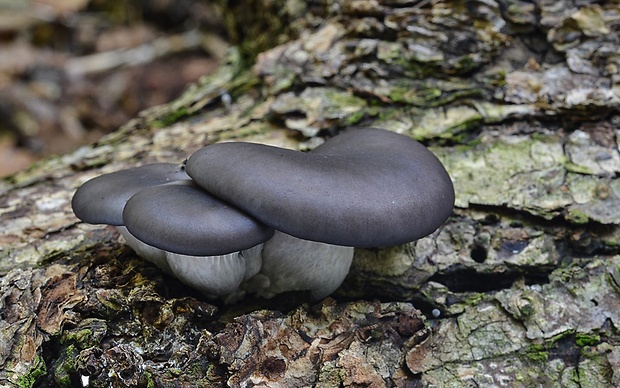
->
[0, 0, 226, 177]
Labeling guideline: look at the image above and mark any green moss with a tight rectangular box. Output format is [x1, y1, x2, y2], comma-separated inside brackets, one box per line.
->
[575, 333, 601, 347]
[518, 302, 535, 317]
[387, 79, 483, 108]
[63, 328, 94, 345]
[463, 293, 485, 306]
[571, 368, 582, 384]
[565, 162, 593, 175]
[395, 58, 435, 79]
[17, 355, 47, 388]
[387, 85, 442, 106]
[453, 54, 479, 73]
[482, 69, 507, 87]
[144, 369, 155, 388]
[151, 106, 190, 128]
[61, 318, 107, 349]
[440, 115, 484, 140]
[566, 208, 590, 224]
[525, 346, 549, 363]
[523, 331, 590, 365]
[344, 110, 365, 126]
[328, 90, 367, 107]
[376, 109, 402, 121]
[52, 345, 79, 387]
[549, 330, 575, 344]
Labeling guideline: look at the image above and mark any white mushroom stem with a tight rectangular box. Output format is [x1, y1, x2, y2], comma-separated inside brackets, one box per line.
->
[166, 252, 242, 297]
[116, 226, 172, 274]
[118, 225, 264, 299]
[118, 227, 353, 301]
[166, 244, 262, 298]
[240, 244, 264, 281]
[246, 231, 354, 300]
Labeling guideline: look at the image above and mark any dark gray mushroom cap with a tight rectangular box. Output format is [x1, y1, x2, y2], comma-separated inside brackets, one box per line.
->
[122, 181, 274, 256]
[72, 163, 190, 226]
[186, 127, 454, 247]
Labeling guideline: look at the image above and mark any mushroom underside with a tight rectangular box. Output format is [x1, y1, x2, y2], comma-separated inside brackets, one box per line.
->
[120, 228, 353, 301]
[249, 231, 354, 299]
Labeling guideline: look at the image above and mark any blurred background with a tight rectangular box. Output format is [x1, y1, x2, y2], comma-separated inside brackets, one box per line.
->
[0, 0, 228, 177]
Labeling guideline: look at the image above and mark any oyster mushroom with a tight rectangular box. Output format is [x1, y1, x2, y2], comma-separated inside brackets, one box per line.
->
[186, 127, 455, 298]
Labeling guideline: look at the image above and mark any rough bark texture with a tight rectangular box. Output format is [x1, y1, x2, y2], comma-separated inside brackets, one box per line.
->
[1, 0, 620, 386]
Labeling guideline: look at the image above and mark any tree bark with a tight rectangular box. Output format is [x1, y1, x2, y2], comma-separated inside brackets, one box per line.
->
[1, 0, 619, 386]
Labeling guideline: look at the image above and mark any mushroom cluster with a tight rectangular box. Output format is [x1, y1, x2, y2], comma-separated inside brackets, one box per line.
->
[72, 128, 455, 302]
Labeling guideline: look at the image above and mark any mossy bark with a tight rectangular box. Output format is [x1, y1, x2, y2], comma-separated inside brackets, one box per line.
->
[1, 0, 619, 386]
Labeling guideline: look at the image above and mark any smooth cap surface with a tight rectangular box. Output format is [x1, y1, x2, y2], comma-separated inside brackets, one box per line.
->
[72, 163, 189, 225]
[186, 127, 454, 247]
[122, 181, 274, 256]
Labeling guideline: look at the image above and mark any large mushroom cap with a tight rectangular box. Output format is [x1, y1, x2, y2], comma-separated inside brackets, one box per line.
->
[122, 181, 274, 256]
[186, 127, 454, 247]
[72, 163, 189, 225]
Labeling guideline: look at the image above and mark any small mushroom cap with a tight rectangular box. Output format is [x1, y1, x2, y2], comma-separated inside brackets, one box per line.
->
[122, 181, 274, 256]
[72, 163, 189, 226]
[186, 128, 454, 247]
